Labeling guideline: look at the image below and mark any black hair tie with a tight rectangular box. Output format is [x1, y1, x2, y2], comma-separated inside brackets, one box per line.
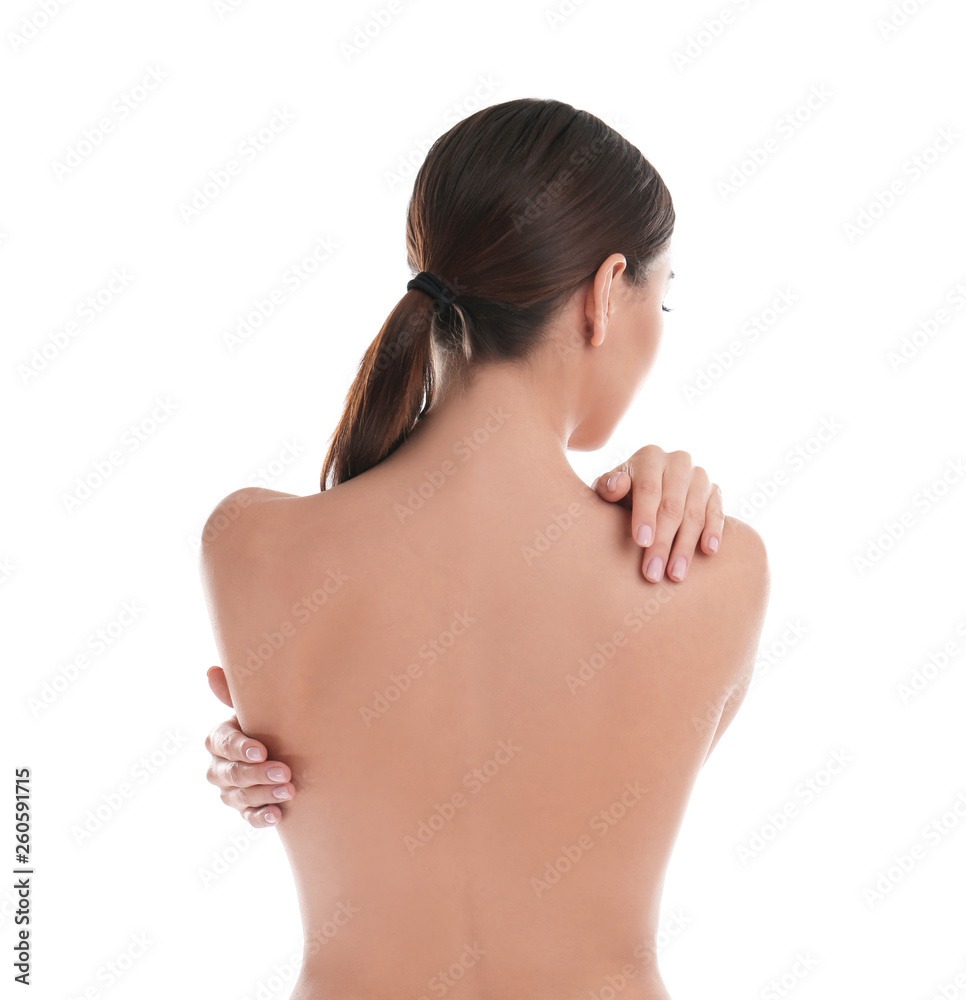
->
[407, 271, 456, 315]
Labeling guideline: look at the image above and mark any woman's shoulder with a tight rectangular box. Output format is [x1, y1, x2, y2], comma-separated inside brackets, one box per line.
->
[201, 487, 300, 553]
[590, 499, 771, 660]
[712, 515, 770, 587]
[625, 512, 771, 683]
[200, 486, 346, 570]
[643, 513, 769, 620]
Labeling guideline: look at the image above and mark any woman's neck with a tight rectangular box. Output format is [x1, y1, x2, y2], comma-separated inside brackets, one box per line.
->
[383, 361, 588, 498]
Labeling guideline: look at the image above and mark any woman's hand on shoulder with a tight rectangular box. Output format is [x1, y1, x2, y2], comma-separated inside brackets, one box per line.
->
[592, 445, 725, 583]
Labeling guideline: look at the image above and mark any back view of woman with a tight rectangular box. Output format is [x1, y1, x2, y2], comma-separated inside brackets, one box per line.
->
[201, 97, 770, 1000]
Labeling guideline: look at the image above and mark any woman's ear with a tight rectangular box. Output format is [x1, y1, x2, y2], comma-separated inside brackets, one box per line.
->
[590, 253, 627, 346]
[207, 665, 234, 707]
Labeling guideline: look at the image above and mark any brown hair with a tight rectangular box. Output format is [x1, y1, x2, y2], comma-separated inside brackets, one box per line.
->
[321, 97, 675, 489]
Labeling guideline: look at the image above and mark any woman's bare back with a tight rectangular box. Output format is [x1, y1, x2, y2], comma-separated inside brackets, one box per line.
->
[202, 450, 769, 999]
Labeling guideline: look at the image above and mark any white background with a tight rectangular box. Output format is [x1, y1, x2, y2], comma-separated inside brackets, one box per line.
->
[3, 0, 965, 997]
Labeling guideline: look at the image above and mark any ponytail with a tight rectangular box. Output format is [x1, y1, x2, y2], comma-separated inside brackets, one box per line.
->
[320, 292, 437, 489]
[320, 97, 674, 491]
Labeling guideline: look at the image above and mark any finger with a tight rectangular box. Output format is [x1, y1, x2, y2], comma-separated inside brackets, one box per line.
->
[592, 468, 631, 507]
[625, 445, 668, 547]
[242, 805, 282, 828]
[207, 666, 234, 708]
[666, 467, 714, 582]
[206, 757, 292, 790]
[204, 716, 267, 764]
[642, 450, 693, 583]
[220, 781, 295, 809]
[699, 483, 725, 555]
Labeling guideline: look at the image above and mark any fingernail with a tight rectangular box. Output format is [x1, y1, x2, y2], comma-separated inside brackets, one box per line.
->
[273, 786, 292, 800]
[267, 766, 285, 781]
[645, 557, 663, 581]
[246, 747, 264, 761]
[669, 556, 686, 581]
[264, 812, 279, 824]
[605, 473, 620, 491]
[709, 536, 719, 552]
[636, 525, 653, 547]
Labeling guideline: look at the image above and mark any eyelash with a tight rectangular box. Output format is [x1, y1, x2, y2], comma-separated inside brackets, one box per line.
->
[662, 305, 672, 312]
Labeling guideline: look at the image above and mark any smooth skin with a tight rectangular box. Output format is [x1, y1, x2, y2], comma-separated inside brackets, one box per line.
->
[200, 249, 770, 998]
[205, 445, 726, 828]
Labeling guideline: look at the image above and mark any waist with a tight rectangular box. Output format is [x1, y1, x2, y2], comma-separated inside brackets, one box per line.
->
[291, 961, 672, 1000]
[293, 929, 672, 1000]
